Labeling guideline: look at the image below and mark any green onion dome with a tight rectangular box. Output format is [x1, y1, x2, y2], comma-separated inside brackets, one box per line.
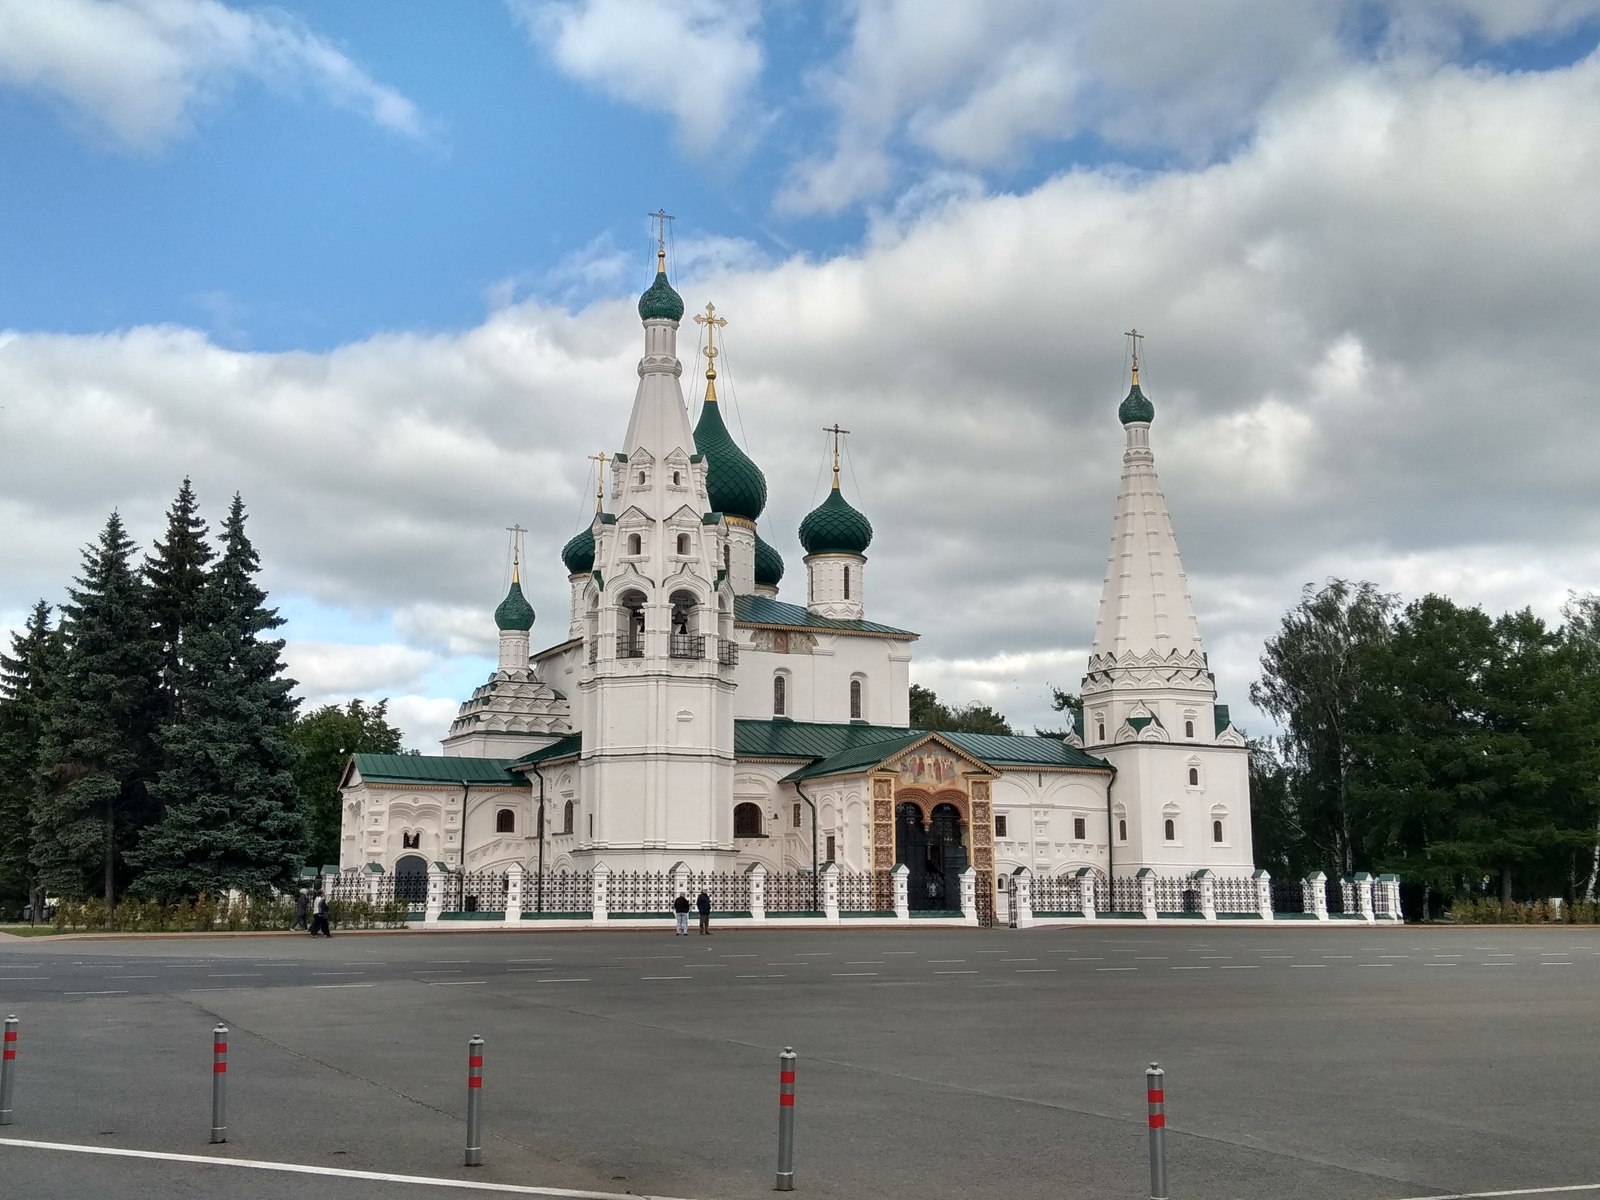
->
[638, 267, 684, 322]
[560, 525, 595, 575]
[1118, 379, 1155, 424]
[694, 398, 768, 520]
[754, 533, 785, 587]
[494, 579, 535, 632]
[799, 485, 873, 556]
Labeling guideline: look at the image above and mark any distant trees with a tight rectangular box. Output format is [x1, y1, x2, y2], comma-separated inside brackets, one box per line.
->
[290, 699, 404, 867]
[1251, 580, 1600, 910]
[909, 683, 1013, 735]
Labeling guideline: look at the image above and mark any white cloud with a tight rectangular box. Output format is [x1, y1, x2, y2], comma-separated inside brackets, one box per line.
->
[6, 48, 1600, 743]
[0, 0, 428, 151]
[513, 0, 765, 155]
[282, 642, 438, 697]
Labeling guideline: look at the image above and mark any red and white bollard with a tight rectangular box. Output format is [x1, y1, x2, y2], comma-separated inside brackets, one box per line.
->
[465, 1035, 484, 1167]
[210, 1023, 228, 1144]
[1146, 1062, 1167, 1199]
[1, 1015, 18, 1126]
[775, 1046, 797, 1191]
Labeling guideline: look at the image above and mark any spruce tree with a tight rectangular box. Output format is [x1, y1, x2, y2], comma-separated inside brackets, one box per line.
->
[32, 513, 162, 904]
[131, 495, 305, 896]
[0, 601, 63, 917]
[144, 478, 214, 728]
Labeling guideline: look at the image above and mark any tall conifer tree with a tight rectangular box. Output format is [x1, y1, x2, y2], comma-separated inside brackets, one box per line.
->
[131, 495, 305, 896]
[0, 601, 63, 915]
[32, 513, 161, 904]
[144, 478, 214, 729]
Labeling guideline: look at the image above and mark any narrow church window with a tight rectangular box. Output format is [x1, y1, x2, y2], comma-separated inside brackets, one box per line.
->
[1164, 818, 1176, 842]
[402, 830, 420, 850]
[734, 802, 763, 838]
[1073, 816, 1086, 840]
[724, 544, 730, 571]
[676, 532, 690, 555]
[1118, 818, 1128, 841]
[627, 533, 642, 555]
[563, 800, 574, 834]
[637, 471, 646, 485]
[793, 802, 802, 828]
[1185, 720, 1195, 738]
[495, 809, 515, 834]
[773, 674, 786, 716]
[673, 470, 681, 486]
[994, 814, 1008, 838]
[1213, 819, 1224, 843]
[1096, 721, 1106, 741]
[1188, 767, 1200, 786]
[588, 813, 593, 837]
[825, 834, 836, 862]
[849, 678, 862, 720]
[843, 565, 851, 598]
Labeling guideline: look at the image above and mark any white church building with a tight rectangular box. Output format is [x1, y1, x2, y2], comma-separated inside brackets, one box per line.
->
[339, 240, 1256, 922]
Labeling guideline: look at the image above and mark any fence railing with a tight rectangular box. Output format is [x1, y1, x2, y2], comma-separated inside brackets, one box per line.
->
[837, 870, 894, 913]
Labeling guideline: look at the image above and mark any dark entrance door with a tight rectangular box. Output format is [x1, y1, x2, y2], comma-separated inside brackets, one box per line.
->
[897, 801, 967, 911]
[394, 854, 428, 906]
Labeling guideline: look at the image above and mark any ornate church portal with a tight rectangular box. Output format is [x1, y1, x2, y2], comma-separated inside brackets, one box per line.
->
[875, 740, 998, 917]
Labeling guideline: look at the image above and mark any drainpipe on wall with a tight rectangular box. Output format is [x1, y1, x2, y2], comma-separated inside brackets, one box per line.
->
[459, 782, 471, 875]
[530, 761, 546, 913]
[793, 779, 820, 914]
[1105, 764, 1118, 886]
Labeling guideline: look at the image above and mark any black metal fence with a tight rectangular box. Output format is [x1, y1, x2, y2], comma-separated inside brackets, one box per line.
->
[765, 870, 820, 913]
[1031, 873, 1083, 913]
[837, 870, 894, 913]
[527, 869, 593, 915]
[686, 870, 749, 913]
[608, 869, 676, 915]
[1213, 876, 1259, 913]
[1271, 879, 1308, 914]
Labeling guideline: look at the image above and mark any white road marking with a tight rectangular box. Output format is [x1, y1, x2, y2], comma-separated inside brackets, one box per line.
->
[719, 954, 757, 958]
[936, 970, 978, 974]
[1096, 967, 1135, 972]
[736, 974, 786, 979]
[506, 959, 551, 963]
[429, 981, 487, 986]
[1426, 964, 1458, 968]
[1172, 966, 1210, 971]
[1134, 956, 1169, 961]
[846, 960, 885, 965]
[832, 972, 879, 977]
[2, 976, 47, 981]
[792, 952, 832, 957]
[314, 983, 374, 989]
[641, 976, 692, 981]
[208, 973, 262, 978]
[63, 990, 127, 995]
[1379, 955, 1410, 959]
[536, 978, 590, 984]
[1015, 968, 1057, 973]
[1323, 955, 1353, 959]
[429, 959, 471, 964]
[1541, 962, 1574, 967]
[1220, 965, 1258, 970]
[1386, 1184, 1600, 1199]
[1360, 964, 1393, 969]
[927, 959, 966, 964]
[1200, 956, 1233, 960]
[1290, 965, 1325, 969]
[0, 1137, 702, 1198]
[313, 971, 363, 976]
[1004, 958, 1037, 963]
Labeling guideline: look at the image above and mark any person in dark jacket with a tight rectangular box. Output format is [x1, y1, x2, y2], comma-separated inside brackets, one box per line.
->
[292, 889, 310, 931]
[672, 892, 691, 935]
[696, 889, 712, 935]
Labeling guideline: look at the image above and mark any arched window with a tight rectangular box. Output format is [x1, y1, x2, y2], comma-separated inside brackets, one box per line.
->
[849, 678, 862, 720]
[1188, 767, 1200, 786]
[843, 565, 851, 599]
[1185, 719, 1195, 738]
[562, 799, 574, 834]
[402, 830, 420, 850]
[495, 809, 514, 834]
[637, 470, 646, 485]
[1096, 721, 1106, 741]
[672, 470, 681, 486]
[626, 532, 642, 556]
[773, 673, 787, 716]
[792, 802, 802, 828]
[734, 802, 763, 838]
[669, 590, 697, 635]
[1118, 818, 1128, 842]
[1212, 819, 1224, 843]
[676, 532, 690, 555]
[1164, 818, 1176, 842]
[618, 591, 646, 657]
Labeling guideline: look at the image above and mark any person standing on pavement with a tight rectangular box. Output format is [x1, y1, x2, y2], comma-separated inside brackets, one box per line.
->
[292, 889, 310, 931]
[672, 892, 691, 935]
[696, 889, 712, 935]
[309, 891, 332, 938]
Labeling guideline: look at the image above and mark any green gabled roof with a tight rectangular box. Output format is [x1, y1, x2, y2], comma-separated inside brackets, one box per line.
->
[512, 732, 583, 767]
[733, 594, 917, 640]
[935, 732, 1112, 770]
[782, 732, 927, 781]
[734, 719, 915, 761]
[347, 754, 528, 787]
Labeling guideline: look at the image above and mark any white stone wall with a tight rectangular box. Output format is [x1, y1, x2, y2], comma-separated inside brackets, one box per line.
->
[1092, 741, 1253, 873]
[732, 631, 912, 726]
[804, 553, 866, 620]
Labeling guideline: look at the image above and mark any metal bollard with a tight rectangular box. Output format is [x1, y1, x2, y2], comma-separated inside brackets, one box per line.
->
[1146, 1062, 1167, 1200]
[775, 1046, 797, 1191]
[210, 1024, 228, 1144]
[1, 1015, 18, 1126]
[465, 1035, 484, 1167]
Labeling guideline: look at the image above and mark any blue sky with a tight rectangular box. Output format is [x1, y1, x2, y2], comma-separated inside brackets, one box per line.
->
[4, 0, 1600, 747]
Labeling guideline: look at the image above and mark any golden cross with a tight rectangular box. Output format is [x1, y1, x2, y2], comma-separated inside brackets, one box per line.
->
[648, 208, 674, 269]
[693, 303, 727, 400]
[824, 423, 851, 487]
[505, 523, 525, 581]
[1125, 327, 1144, 382]
[586, 452, 609, 512]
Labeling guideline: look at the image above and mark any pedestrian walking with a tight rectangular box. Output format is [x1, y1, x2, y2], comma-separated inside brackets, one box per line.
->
[292, 889, 310, 931]
[309, 892, 332, 938]
[696, 889, 711, 935]
[672, 892, 691, 936]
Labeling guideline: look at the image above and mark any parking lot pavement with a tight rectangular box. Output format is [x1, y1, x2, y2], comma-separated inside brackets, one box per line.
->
[3, 924, 1600, 1200]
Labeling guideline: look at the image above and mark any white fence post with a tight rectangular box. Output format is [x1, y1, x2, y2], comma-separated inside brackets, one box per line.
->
[1138, 869, 1158, 921]
[671, 861, 691, 906]
[821, 862, 841, 923]
[1308, 871, 1329, 921]
[1387, 874, 1404, 922]
[1253, 869, 1274, 921]
[748, 862, 767, 921]
[1012, 867, 1035, 929]
[1196, 868, 1217, 921]
[591, 862, 609, 924]
[1355, 872, 1375, 923]
[504, 863, 523, 926]
[1075, 867, 1097, 920]
[892, 863, 910, 921]
[426, 863, 446, 923]
[958, 866, 978, 926]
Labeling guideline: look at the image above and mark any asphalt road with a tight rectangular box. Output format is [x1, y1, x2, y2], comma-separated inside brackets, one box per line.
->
[2, 923, 1599, 1200]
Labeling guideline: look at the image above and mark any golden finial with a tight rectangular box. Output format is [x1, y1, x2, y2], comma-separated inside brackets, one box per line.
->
[648, 208, 674, 274]
[693, 302, 727, 402]
[586, 451, 609, 513]
[505, 523, 525, 583]
[1125, 327, 1144, 385]
[824, 423, 851, 489]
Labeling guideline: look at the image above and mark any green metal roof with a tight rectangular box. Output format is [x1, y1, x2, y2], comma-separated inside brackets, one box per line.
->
[493, 580, 535, 631]
[733, 594, 917, 640]
[347, 754, 527, 786]
[782, 729, 1113, 782]
[638, 270, 684, 321]
[799, 484, 872, 555]
[693, 397, 767, 520]
[561, 525, 595, 575]
[754, 533, 785, 586]
[1214, 704, 1231, 736]
[734, 719, 915, 760]
[1119, 380, 1155, 424]
[512, 733, 583, 766]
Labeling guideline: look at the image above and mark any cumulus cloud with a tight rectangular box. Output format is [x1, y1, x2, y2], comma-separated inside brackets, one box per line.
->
[282, 642, 439, 697]
[0, 0, 429, 151]
[513, 0, 765, 155]
[6, 48, 1600, 740]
